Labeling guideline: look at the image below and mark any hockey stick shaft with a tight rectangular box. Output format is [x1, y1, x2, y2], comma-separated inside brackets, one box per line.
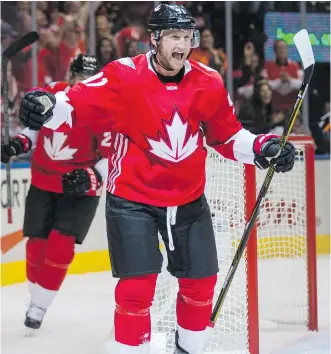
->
[209, 36, 314, 327]
[2, 57, 12, 223]
[2, 31, 39, 223]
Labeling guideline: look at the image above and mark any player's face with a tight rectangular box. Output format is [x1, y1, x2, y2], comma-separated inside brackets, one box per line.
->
[157, 29, 193, 72]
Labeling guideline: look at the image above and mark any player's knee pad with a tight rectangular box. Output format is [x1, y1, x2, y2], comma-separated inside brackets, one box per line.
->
[26, 238, 47, 263]
[115, 274, 158, 315]
[26, 238, 47, 283]
[178, 274, 217, 304]
[45, 229, 75, 267]
[177, 275, 217, 331]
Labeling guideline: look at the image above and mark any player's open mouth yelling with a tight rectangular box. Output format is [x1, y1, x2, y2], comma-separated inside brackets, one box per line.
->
[172, 52, 184, 60]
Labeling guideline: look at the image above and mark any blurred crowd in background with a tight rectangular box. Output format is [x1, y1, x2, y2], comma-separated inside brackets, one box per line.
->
[1, 1, 330, 158]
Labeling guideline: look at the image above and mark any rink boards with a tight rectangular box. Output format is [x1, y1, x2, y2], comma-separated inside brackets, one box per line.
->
[1, 159, 330, 286]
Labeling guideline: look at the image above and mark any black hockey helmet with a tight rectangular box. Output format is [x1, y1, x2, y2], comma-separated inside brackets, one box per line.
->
[69, 54, 100, 76]
[147, 4, 200, 48]
[147, 4, 195, 31]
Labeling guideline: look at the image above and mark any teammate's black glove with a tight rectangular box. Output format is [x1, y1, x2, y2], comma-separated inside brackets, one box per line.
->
[253, 134, 296, 173]
[1, 134, 32, 164]
[19, 90, 56, 130]
[62, 167, 102, 196]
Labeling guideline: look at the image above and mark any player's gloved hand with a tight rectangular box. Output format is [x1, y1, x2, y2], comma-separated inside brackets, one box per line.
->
[62, 167, 102, 196]
[253, 134, 296, 173]
[19, 90, 56, 130]
[1, 134, 32, 164]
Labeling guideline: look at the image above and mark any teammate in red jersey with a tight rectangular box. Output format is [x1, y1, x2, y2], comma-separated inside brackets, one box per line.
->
[18, 5, 296, 353]
[1, 54, 111, 331]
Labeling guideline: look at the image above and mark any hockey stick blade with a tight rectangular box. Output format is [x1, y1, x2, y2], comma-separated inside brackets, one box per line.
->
[294, 29, 315, 69]
[281, 30, 314, 141]
[2, 31, 39, 59]
[209, 29, 315, 331]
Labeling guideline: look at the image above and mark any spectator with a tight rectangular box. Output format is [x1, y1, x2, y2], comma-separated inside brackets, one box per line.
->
[124, 39, 139, 57]
[238, 82, 284, 134]
[60, 1, 90, 25]
[38, 25, 62, 85]
[37, 1, 48, 13]
[234, 41, 263, 100]
[9, 11, 35, 92]
[14, 10, 32, 36]
[96, 37, 117, 68]
[270, 112, 311, 137]
[96, 15, 112, 42]
[36, 8, 48, 29]
[16, 2, 31, 13]
[190, 28, 227, 77]
[317, 102, 330, 153]
[235, 74, 267, 111]
[113, 24, 149, 57]
[262, 39, 303, 113]
[40, 17, 83, 83]
[63, 1, 82, 16]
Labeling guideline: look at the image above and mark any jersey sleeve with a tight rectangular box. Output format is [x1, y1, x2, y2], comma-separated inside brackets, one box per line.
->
[44, 62, 122, 133]
[203, 73, 257, 164]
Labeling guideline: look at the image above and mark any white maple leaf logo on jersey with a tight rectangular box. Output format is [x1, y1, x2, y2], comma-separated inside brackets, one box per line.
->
[44, 92, 74, 130]
[146, 109, 199, 162]
[44, 132, 78, 160]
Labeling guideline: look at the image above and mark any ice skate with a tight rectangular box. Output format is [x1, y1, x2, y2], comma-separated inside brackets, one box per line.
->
[24, 303, 46, 330]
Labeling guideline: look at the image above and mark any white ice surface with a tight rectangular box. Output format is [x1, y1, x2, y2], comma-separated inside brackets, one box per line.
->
[1, 256, 330, 354]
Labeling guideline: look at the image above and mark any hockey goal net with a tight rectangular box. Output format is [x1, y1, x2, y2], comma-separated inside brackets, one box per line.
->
[152, 136, 318, 353]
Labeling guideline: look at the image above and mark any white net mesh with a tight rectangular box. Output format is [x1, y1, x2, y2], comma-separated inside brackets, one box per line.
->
[151, 139, 309, 353]
[257, 143, 308, 327]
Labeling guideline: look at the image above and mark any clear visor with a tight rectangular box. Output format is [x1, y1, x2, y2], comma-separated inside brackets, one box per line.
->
[158, 29, 200, 49]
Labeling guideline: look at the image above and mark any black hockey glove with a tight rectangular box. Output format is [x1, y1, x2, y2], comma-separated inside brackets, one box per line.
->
[1, 134, 32, 164]
[19, 90, 56, 130]
[62, 167, 102, 197]
[253, 134, 296, 173]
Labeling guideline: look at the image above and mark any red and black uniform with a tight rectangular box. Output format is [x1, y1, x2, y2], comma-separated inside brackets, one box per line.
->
[20, 81, 110, 242]
[16, 7, 296, 346]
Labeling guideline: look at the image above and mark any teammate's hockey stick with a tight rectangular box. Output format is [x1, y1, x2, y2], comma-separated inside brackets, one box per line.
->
[2, 31, 39, 223]
[209, 29, 315, 328]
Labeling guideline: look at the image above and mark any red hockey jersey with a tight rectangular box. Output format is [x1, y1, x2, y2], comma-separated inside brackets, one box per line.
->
[45, 53, 257, 206]
[28, 82, 111, 195]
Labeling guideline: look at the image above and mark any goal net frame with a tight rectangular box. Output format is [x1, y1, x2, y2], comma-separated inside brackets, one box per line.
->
[152, 136, 318, 354]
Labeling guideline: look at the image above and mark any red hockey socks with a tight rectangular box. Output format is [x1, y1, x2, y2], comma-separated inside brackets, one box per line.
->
[37, 229, 75, 291]
[114, 274, 158, 346]
[26, 238, 47, 285]
[177, 275, 217, 331]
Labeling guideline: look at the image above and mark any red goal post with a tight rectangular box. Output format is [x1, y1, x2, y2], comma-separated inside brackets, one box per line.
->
[245, 136, 318, 353]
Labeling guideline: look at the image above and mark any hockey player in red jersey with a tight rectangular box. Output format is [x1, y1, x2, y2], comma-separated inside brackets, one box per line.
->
[1, 54, 111, 331]
[18, 5, 296, 353]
